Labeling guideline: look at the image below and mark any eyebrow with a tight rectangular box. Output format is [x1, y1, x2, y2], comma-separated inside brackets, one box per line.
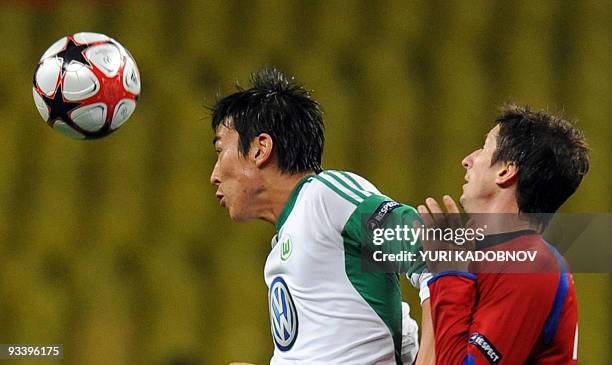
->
[212, 136, 220, 146]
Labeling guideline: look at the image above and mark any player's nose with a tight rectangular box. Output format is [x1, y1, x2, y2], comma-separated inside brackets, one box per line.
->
[462, 151, 474, 169]
[210, 162, 221, 186]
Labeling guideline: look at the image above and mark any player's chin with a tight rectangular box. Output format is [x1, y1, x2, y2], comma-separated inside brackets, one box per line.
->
[459, 194, 468, 211]
[227, 208, 240, 221]
[228, 207, 249, 223]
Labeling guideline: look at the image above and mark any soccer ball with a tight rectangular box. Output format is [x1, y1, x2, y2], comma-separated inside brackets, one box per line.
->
[32, 32, 141, 139]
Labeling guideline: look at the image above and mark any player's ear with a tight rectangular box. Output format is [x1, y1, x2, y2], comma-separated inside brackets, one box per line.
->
[251, 133, 274, 168]
[495, 161, 518, 187]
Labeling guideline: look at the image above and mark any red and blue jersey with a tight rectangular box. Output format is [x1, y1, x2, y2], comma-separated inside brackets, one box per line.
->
[427, 230, 578, 364]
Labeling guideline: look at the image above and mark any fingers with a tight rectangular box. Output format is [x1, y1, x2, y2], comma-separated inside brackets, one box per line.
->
[418, 196, 462, 229]
[423, 197, 445, 227]
[425, 197, 443, 214]
[417, 204, 434, 228]
[443, 195, 462, 228]
[442, 195, 460, 214]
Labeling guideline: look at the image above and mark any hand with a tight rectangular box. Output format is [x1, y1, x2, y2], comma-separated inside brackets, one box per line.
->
[417, 195, 475, 274]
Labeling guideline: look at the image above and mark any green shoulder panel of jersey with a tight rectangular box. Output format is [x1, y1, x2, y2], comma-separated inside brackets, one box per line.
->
[345, 194, 427, 276]
[341, 194, 424, 365]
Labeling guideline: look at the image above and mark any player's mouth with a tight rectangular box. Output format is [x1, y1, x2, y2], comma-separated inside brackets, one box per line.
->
[216, 192, 226, 207]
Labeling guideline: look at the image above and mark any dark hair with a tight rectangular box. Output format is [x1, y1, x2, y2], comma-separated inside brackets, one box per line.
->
[211, 68, 324, 174]
[492, 104, 589, 221]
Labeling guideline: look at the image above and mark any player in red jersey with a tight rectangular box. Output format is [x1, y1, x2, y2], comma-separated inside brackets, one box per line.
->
[417, 104, 589, 364]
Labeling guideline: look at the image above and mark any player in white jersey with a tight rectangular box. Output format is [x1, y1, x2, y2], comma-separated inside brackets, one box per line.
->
[210, 68, 433, 365]
[266, 170, 430, 364]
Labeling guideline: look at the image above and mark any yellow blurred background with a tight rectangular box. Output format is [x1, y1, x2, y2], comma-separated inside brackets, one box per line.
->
[0, 1, 609, 364]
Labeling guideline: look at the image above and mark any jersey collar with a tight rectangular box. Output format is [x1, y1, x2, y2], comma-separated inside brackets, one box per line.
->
[275, 175, 314, 231]
[476, 229, 538, 249]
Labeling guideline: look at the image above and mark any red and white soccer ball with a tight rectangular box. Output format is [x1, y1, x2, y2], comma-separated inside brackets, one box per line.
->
[32, 32, 141, 139]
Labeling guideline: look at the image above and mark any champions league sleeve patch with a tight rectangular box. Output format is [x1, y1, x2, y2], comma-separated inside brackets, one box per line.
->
[367, 201, 402, 230]
[469, 333, 502, 364]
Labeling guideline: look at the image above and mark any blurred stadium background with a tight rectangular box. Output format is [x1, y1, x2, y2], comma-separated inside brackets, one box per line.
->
[0, 0, 609, 364]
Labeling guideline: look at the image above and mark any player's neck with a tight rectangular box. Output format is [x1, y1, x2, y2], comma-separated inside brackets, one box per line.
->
[257, 171, 314, 226]
[468, 195, 540, 235]
[467, 188, 518, 214]
[471, 214, 539, 236]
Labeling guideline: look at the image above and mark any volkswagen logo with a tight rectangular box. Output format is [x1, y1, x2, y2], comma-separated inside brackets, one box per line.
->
[269, 276, 298, 351]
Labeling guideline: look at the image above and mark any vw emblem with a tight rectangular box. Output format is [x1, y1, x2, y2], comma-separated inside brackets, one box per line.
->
[269, 276, 298, 351]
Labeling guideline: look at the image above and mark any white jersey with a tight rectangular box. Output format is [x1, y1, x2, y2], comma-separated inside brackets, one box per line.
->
[264, 170, 428, 365]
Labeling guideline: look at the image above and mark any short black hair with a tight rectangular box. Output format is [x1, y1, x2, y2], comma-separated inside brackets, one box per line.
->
[211, 67, 324, 174]
[492, 104, 589, 222]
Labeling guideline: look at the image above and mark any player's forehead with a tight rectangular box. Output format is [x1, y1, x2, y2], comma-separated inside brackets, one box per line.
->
[213, 121, 238, 146]
[484, 125, 501, 145]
